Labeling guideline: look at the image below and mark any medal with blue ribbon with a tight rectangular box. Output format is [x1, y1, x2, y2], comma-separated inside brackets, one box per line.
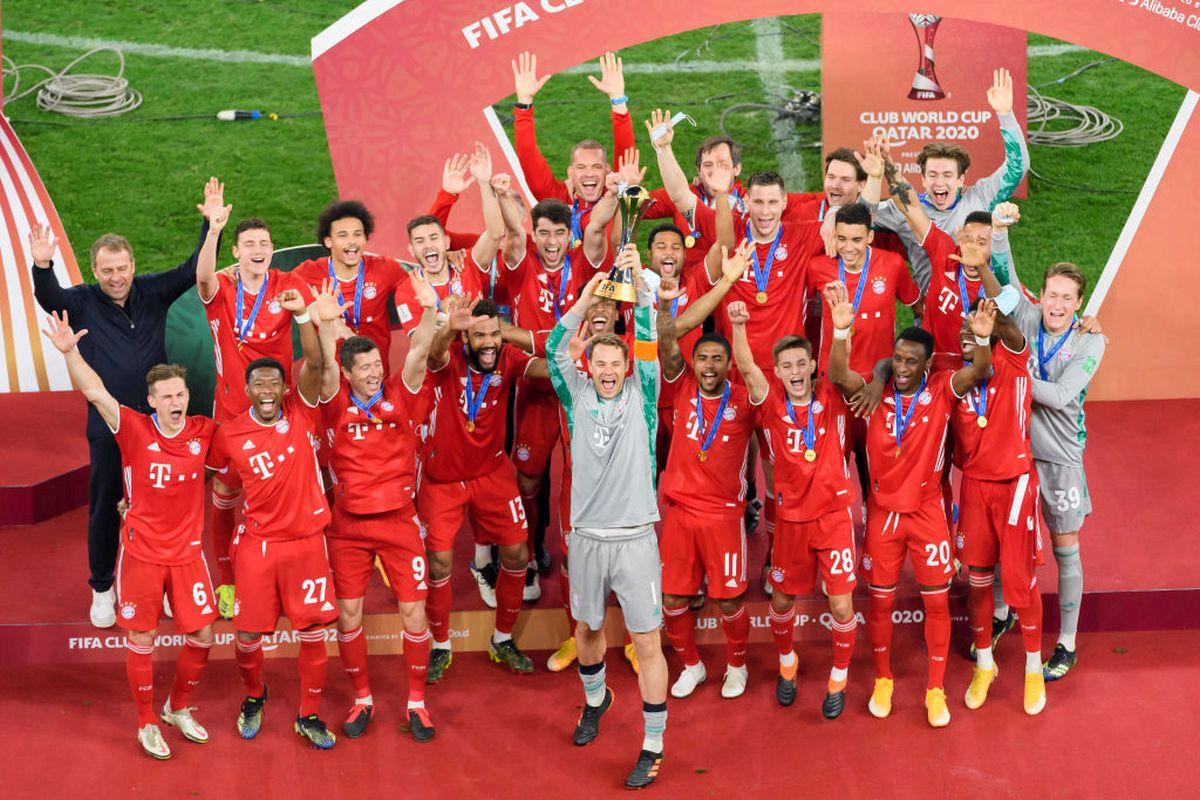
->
[463, 348, 492, 433]
[1036, 323, 1075, 380]
[746, 221, 783, 304]
[969, 378, 988, 428]
[785, 394, 817, 462]
[838, 247, 872, 323]
[350, 387, 384, 424]
[892, 373, 927, 455]
[695, 382, 730, 462]
[328, 257, 364, 331]
[552, 253, 572, 321]
[569, 200, 584, 249]
[956, 266, 985, 317]
[235, 270, 269, 349]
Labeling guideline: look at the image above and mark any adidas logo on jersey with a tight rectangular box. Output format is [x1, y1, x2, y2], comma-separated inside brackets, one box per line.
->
[724, 578, 738, 588]
[201, 605, 213, 615]
[242, 440, 256, 450]
[321, 600, 335, 612]
[146, 442, 161, 452]
[417, 581, 427, 591]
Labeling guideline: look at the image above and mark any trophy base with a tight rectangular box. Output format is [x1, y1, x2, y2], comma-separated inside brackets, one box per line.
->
[594, 279, 638, 303]
[908, 87, 946, 101]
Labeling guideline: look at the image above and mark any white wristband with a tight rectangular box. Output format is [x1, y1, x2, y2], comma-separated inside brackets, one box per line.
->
[294, 311, 311, 325]
[974, 335, 989, 346]
[833, 327, 850, 341]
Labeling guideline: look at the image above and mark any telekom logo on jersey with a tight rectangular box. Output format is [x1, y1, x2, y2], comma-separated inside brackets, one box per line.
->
[936, 286, 962, 315]
[148, 463, 172, 488]
[249, 451, 275, 479]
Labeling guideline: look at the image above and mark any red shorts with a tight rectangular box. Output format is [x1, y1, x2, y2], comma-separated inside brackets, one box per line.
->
[418, 462, 529, 553]
[115, 548, 219, 633]
[863, 496, 954, 587]
[511, 388, 560, 476]
[957, 471, 1044, 607]
[661, 502, 747, 599]
[232, 528, 337, 633]
[768, 507, 857, 596]
[328, 505, 428, 603]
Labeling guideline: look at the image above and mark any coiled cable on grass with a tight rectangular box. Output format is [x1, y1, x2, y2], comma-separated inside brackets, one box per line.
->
[3, 47, 142, 117]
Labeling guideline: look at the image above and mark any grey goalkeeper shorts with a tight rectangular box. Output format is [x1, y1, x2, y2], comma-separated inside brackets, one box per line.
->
[1035, 460, 1092, 534]
[567, 524, 662, 634]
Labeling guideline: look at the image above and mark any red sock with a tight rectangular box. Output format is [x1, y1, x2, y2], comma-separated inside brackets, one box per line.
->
[922, 587, 951, 689]
[403, 627, 432, 704]
[768, 604, 796, 656]
[209, 489, 238, 585]
[722, 606, 750, 668]
[297, 629, 328, 717]
[559, 571, 576, 635]
[235, 637, 264, 697]
[868, 586, 896, 679]
[830, 615, 858, 671]
[169, 636, 211, 709]
[494, 565, 525, 635]
[1015, 586, 1044, 657]
[662, 603, 699, 666]
[125, 640, 156, 726]
[967, 571, 996, 651]
[426, 575, 452, 644]
[337, 626, 370, 699]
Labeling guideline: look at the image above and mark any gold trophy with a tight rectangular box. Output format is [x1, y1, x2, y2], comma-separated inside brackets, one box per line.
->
[596, 184, 655, 303]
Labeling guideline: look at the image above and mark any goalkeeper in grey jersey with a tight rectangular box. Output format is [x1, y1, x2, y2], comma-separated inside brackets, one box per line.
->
[546, 245, 668, 790]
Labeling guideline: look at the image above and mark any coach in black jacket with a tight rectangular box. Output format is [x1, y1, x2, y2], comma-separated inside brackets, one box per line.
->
[30, 210, 218, 628]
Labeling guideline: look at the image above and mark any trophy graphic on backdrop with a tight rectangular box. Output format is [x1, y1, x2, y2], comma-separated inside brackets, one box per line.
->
[595, 184, 655, 303]
[907, 13, 946, 100]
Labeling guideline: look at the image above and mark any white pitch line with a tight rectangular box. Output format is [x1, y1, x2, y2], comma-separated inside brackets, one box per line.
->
[3, 30, 311, 67]
[750, 18, 806, 188]
[5, 28, 1086, 72]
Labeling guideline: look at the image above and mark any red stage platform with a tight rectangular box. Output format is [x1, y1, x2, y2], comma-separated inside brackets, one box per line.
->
[0, 391, 89, 525]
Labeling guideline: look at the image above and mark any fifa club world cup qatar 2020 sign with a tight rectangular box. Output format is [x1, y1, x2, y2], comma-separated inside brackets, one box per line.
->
[307, 0, 1200, 402]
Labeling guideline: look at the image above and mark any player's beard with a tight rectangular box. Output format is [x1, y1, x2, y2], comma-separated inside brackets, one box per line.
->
[467, 342, 499, 372]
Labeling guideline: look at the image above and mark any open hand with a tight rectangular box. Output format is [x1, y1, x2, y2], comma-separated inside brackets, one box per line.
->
[588, 51, 625, 101]
[442, 153, 476, 195]
[42, 310, 87, 353]
[28, 221, 57, 267]
[512, 51, 550, 104]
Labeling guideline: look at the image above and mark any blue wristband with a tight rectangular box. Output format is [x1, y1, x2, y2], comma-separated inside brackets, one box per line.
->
[610, 95, 628, 107]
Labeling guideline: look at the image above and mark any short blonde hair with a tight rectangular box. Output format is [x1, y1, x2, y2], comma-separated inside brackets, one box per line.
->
[587, 332, 628, 359]
[1042, 262, 1087, 296]
[90, 233, 133, 268]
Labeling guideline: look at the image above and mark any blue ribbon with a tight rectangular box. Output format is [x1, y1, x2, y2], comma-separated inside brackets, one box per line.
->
[552, 253, 572, 321]
[784, 395, 816, 453]
[235, 271, 269, 344]
[893, 373, 928, 451]
[695, 382, 731, 458]
[917, 190, 961, 212]
[328, 257, 364, 330]
[463, 348, 492, 428]
[745, 221, 784, 297]
[956, 266, 985, 317]
[1036, 324, 1075, 380]
[350, 387, 384, 423]
[969, 378, 988, 420]
[818, 197, 827, 222]
[569, 200, 584, 245]
[838, 247, 872, 316]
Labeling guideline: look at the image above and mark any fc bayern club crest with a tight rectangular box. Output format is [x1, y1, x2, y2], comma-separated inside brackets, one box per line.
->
[956, 533, 965, 550]
[774, 244, 788, 261]
[872, 276, 887, 295]
[722, 406, 737, 421]
[812, 400, 824, 414]
[451, 279, 463, 295]
[919, 391, 933, 405]
[770, 568, 785, 584]
[516, 444, 531, 462]
[268, 300, 282, 315]
[490, 374, 503, 387]
[364, 283, 378, 300]
[188, 439, 202, 455]
[120, 603, 136, 620]
[275, 419, 290, 433]
[380, 400, 394, 412]
[861, 554, 873, 571]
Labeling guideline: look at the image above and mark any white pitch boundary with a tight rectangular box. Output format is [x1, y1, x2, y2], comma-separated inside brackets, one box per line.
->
[751, 18, 806, 188]
[1083, 89, 1198, 316]
[5, 28, 1084, 71]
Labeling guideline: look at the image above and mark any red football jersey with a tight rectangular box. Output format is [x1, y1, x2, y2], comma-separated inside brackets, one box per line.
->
[322, 373, 432, 518]
[694, 216, 825, 371]
[293, 254, 407, 370]
[920, 226, 985, 356]
[503, 239, 604, 332]
[202, 269, 310, 422]
[660, 373, 755, 517]
[865, 369, 961, 513]
[393, 255, 486, 335]
[951, 341, 1032, 481]
[208, 393, 330, 540]
[807, 248, 920, 378]
[423, 343, 531, 482]
[112, 407, 215, 565]
[754, 380, 853, 522]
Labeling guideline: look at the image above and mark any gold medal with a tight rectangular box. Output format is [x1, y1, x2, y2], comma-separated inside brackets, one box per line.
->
[756, 291, 768, 304]
[804, 449, 816, 462]
[572, 238, 582, 249]
[371, 416, 382, 425]
[698, 451, 708, 462]
[466, 421, 475, 433]
[977, 416, 988, 428]
[895, 446, 902, 457]
[684, 234, 696, 248]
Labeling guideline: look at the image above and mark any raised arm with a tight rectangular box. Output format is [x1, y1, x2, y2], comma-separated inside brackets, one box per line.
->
[588, 52, 631, 141]
[728, 302, 768, 403]
[42, 311, 119, 430]
[824, 282, 867, 396]
[548, 273, 605, 407]
[428, 294, 480, 369]
[29, 222, 80, 316]
[656, 286, 685, 383]
[510, 51, 564, 202]
[855, 136, 887, 206]
[400, 269, 441, 392]
[646, 109, 697, 219]
[971, 68, 1029, 208]
[951, 301, 997, 396]
[885, 158, 932, 244]
[584, 172, 624, 267]
[961, 222, 1026, 353]
[196, 177, 231, 303]
[703, 189, 738, 280]
[677, 240, 749, 335]
[287, 283, 337, 404]
[468, 143, 506, 268]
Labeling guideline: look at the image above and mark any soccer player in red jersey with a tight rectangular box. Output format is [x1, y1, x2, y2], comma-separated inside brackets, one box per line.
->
[206, 282, 343, 749]
[420, 297, 548, 679]
[195, 182, 313, 617]
[825, 282, 996, 728]
[511, 50, 634, 240]
[726, 302, 860, 719]
[292, 200, 408, 369]
[396, 143, 507, 329]
[324, 268, 441, 741]
[656, 312, 756, 701]
[44, 313, 217, 760]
